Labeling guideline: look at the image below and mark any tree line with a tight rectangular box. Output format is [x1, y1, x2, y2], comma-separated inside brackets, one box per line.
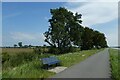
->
[14, 42, 32, 48]
[44, 7, 108, 53]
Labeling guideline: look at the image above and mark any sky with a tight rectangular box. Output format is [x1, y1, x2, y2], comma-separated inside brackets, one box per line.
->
[2, 1, 118, 47]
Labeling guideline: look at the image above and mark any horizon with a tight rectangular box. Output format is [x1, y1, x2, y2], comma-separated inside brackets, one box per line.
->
[2, 2, 118, 47]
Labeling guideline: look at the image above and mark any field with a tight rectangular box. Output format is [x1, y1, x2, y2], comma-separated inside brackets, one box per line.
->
[2, 48, 34, 55]
[2, 48, 104, 78]
[109, 49, 119, 80]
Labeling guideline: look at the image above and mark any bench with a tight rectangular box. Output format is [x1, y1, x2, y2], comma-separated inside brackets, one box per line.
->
[41, 56, 61, 69]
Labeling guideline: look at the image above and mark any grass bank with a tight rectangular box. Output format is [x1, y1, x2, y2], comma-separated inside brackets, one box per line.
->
[57, 49, 104, 67]
[2, 48, 104, 78]
[109, 49, 119, 80]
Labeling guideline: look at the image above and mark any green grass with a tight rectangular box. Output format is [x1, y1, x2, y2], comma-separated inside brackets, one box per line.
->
[3, 60, 55, 78]
[57, 49, 103, 67]
[2, 48, 104, 78]
[109, 49, 119, 80]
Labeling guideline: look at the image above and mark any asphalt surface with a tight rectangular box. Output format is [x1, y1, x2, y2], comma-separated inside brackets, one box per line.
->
[51, 48, 111, 78]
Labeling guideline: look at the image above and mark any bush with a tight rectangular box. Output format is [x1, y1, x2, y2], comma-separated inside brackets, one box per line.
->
[2, 52, 10, 63]
[48, 47, 80, 54]
[68, 47, 80, 52]
[48, 47, 60, 54]
[33, 47, 49, 54]
[33, 47, 42, 54]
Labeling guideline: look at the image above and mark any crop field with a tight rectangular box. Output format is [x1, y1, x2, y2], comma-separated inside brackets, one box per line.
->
[2, 48, 34, 55]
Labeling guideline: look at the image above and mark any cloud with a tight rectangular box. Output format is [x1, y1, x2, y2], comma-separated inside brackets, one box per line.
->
[0, 35, 1, 47]
[106, 30, 118, 46]
[66, 0, 118, 2]
[2, 0, 119, 2]
[65, 2, 118, 46]
[3, 12, 22, 19]
[11, 32, 36, 40]
[65, 2, 118, 26]
[0, 2, 1, 47]
[9, 32, 46, 46]
[10, 32, 45, 41]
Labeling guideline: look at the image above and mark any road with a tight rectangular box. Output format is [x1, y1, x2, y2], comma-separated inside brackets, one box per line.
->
[51, 48, 111, 78]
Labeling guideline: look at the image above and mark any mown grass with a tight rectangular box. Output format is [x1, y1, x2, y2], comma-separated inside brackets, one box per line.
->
[109, 49, 119, 80]
[57, 49, 103, 67]
[2, 48, 104, 78]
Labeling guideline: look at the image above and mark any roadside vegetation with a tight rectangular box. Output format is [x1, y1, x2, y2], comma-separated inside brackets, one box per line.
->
[57, 49, 103, 67]
[2, 48, 103, 78]
[109, 49, 119, 80]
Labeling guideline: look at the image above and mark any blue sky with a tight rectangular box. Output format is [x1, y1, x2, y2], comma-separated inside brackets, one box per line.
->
[2, 2, 118, 47]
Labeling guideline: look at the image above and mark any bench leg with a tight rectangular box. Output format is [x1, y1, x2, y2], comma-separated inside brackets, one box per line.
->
[44, 64, 48, 70]
[56, 63, 60, 66]
[46, 64, 48, 70]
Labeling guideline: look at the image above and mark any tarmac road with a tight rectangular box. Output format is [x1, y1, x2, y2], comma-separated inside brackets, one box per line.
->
[51, 48, 111, 78]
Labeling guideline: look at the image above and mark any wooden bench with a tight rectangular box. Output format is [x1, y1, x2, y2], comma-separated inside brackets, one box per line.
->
[41, 56, 61, 69]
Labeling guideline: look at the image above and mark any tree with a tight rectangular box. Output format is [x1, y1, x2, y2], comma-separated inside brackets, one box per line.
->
[18, 42, 22, 48]
[81, 27, 108, 50]
[44, 7, 108, 52]
[44, 7, 83, 53]
[14, 44, 17, 48]
[81, 27, 94, 50]
[93, 31, 108, 48]
[29, 45, 32, 48]
[24, 45, 28, 48]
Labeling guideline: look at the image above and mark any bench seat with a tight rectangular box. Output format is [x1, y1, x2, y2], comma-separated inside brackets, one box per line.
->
[41, 56, 61, 69]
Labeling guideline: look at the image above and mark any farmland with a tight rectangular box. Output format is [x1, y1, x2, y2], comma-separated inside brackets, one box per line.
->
[2, 48, 103, 78]
[2, 48, 34, 55]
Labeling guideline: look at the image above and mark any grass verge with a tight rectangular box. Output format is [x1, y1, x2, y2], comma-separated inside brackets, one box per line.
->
[2, 49, 104, 78]
[109, 49, 119, 80]
[57, 49, 104, 67]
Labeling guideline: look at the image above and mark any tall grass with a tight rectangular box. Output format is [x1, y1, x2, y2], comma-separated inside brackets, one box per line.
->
[109, 49, 119, 80]
[2, 48, 104, 78]
[2, 51, 54, 78]
[3, 59, 55, 78]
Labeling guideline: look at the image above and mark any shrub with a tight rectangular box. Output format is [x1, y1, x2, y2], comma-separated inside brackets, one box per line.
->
[48, 47, 60, 54]
[2, 52, 10, 63]
[33, 47, 42, 54]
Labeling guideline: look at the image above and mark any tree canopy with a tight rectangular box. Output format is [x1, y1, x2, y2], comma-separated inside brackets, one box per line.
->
[18, 42, 22, 48]
[44, 7, 108, 53]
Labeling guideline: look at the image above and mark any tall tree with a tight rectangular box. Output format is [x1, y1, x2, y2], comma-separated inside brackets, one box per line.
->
[44, 7, 83, 53]
[93, 31, 108, 48]
[81, 27, 94, 50]
[18, 42, 22, 48]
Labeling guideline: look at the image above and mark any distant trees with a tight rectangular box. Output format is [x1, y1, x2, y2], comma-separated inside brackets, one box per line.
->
[14, 42, 33, 48]
[44, 7, 108, 53]
[18, 42, 22, 47]
[14, 44, 17, 48]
